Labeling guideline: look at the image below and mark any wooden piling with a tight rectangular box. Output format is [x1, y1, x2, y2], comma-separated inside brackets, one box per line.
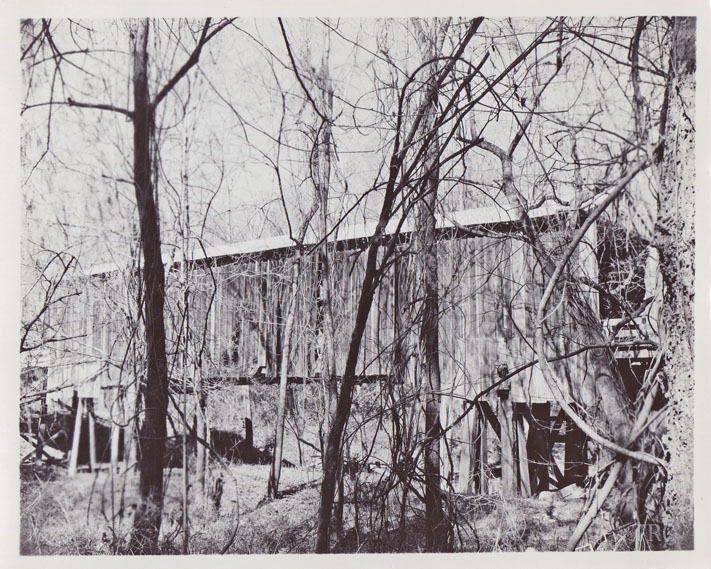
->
[36, 419, 46, 462]
[125, 420, 138, 473]
[87, 399, 97, 472]
[68, 396, 83, 476]
[564, 418, 587, 485]
[515, 413, 531, 497]
[456, 406, 477, 494]
[479, 413, 489, 495]
[244, 417, 253, 449]
[111, 423, 121, 473]
[497, 389, 515, 497]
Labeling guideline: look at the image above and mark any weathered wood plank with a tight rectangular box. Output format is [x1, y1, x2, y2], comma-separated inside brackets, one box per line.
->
[479, 413, 489, 495]
[111, 423, 121, 473]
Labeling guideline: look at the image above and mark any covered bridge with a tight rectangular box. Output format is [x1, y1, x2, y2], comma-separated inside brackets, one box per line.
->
[27, 199, 658, 496]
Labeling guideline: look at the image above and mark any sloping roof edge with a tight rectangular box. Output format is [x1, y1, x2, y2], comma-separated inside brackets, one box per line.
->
[88, 196, 601, 276]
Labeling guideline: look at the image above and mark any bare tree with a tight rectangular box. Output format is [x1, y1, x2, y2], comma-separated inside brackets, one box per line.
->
[129, 19, 235, 552]
[315, 18, 484, 552]
[656, 16, 695, 550]
[412, 17, 451, 551]
[21, 17, 232, 552]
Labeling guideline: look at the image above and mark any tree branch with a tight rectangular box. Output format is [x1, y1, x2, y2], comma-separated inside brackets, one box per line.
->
[151, 18, 235, 110]
[66, 98, 133, 118]
[278, 18, 328, 123]
[534, 160, 661, 466]
[566, 351, 664, 550]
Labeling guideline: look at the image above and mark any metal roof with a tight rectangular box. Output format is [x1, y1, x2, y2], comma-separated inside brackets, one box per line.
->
[87, 196, 595, 276]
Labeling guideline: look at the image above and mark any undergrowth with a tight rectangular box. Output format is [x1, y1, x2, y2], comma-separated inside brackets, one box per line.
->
[21, 463, 623, 554]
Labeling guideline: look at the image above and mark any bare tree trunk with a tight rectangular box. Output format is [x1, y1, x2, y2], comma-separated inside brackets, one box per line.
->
[268, 52, 333, 502]
[22, 17, 230, 553]
[313, 64, 340, 529]
[180, 127, 192, 554]
[417, 148, 450, 551]
[412, 19, 451, 551]
[318, 131, 337, 454]
[129, 19, 170, 554]
[181, 291, 190, 554]
[657, 16, 695, 550]
[195, 383, 207, 492]
[268, 259, 300, 498]
[315, 249, 383, 553]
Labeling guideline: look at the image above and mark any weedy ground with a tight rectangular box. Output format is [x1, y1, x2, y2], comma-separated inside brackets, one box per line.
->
[20, 463, 619, 555]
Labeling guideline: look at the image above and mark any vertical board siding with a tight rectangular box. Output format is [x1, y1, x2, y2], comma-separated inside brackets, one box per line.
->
[59, 226, 601, 449]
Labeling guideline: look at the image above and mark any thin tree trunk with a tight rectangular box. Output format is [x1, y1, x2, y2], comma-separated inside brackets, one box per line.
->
[657, 16, 695, 550]
[315, 252, 382, 552]
[319, 149, 337, 456]
[412, 18, 451, 551]
[129, 19, 170, 554]
[418, 156, 449, 551]
[180, 134, 191, 554]
[195, 386, 207, 492]
[197, 259, 218, 492]
[268, 258, 300, 498]
[313, 65, 340, 528]
[181, 287, 189, 554]
[315, 162, 406, 550]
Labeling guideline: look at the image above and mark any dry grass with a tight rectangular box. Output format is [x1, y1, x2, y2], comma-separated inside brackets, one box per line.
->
[21, 462, 622, 554]
[21, 463, 319, 555]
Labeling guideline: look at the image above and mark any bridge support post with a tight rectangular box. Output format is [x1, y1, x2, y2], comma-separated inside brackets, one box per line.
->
[497, 389, 515, 497]
[68, 395, 83, 477]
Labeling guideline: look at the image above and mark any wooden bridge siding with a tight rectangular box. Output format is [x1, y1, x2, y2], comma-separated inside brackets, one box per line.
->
[327, 248, 356, 376]
[455, 237, 484, 492]
[47, 274, 126, 416]
[436, 237, 471, 485]
[208, 259, 268, 376]
[434, 233, 579, 490]
[373, 250, 395, 376]
[211, 264, 225, 368]
[61, 284, 90, 360]
[71, 225, 596, 406]
[327, 251, 347, 376]
[440, 236, 511, 487]
[43, 223, 614, 493]
[72, 231, 585, 394]
[198, 234, 562, 399]
[562, 223, 606, 403]
[201, 248, 401, 380]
